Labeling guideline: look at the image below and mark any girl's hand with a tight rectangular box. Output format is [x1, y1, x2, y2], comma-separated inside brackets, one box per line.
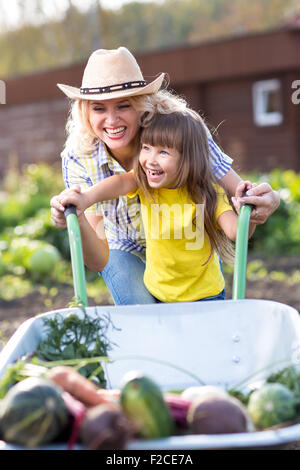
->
[50, 185, 85, 228]
[60, 186, 90, 217]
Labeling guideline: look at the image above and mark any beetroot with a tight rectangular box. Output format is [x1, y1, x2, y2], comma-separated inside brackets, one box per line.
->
[187, 393, 251, 434]
[79, 404, 133, 450]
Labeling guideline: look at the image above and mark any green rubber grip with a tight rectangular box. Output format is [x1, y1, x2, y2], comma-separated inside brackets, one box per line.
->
[64, 205, 88, 307]
[232, 204, 252, 300]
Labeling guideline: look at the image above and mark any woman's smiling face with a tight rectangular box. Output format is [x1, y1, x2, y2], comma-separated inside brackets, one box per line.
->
[88, 98, 141, 154]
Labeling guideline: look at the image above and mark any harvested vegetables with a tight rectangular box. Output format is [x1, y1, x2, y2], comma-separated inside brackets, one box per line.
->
[35, 310, 115, 387]
[247, 383, 297, 429]
[48, 366, 113, 407]
[187, 393, 252, 435]
[79, 404, 133, 450]
[0, 377, 70, 447]
[120, 371, 175, 439]
[181, 385, 227, 402]
[1, 360, 300, 449]
[2, 309, 300, 448]
[0, 359, 30, 399]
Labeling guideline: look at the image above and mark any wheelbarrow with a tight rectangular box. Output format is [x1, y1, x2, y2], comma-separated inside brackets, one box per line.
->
[0, 202, 300, 450]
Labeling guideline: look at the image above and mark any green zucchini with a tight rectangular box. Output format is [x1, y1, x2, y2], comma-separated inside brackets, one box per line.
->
[120, 371, 174, 439]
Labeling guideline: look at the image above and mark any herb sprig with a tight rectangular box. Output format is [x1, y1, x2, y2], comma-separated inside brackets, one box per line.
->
[35, 307, 117, 386]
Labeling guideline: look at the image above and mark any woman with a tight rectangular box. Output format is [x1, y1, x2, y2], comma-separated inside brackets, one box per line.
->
[51, 47, 280, 305]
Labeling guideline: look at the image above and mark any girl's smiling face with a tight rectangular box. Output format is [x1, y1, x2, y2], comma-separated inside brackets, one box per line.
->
[88, 98, 141, 157]
[139, 143, 181, 189]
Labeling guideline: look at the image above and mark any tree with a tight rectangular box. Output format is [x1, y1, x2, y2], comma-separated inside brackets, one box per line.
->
[0, 0, 298, 78]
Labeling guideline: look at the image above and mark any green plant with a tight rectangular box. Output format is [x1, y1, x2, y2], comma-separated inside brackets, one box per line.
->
[246, 169, 300, 256]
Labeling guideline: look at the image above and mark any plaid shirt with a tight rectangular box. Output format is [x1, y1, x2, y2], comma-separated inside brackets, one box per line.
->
[61, 131, 233, 262]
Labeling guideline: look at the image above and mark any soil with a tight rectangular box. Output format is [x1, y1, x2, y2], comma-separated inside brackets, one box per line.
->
[1, 254, 300, 449]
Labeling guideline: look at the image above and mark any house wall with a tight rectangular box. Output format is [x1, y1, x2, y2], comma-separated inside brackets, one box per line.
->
[174, 72, 300, 173]
[0, 98, 69, 174]
[202, 74, 299, 172]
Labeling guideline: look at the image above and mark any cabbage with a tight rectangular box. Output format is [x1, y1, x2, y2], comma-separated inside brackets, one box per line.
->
[27, 244, 61, 275]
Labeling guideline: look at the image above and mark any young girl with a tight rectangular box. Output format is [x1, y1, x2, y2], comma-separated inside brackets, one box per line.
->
[61, 111, 256, 303]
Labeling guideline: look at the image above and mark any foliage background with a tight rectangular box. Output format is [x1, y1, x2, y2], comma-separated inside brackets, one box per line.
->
[0, 0, 299, 78]
[0, 162, 299, 309]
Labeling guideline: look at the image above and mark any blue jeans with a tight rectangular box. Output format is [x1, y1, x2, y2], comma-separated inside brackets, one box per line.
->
[196, 289, 226, 301]
[100, 249, 226, 305]
[99, 250, 157, 305]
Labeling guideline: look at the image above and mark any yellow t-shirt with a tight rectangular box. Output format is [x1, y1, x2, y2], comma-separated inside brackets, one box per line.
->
[127, 185, 233, 302]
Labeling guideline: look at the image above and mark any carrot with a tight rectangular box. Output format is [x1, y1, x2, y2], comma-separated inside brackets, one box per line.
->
[48, 366, 116, 407]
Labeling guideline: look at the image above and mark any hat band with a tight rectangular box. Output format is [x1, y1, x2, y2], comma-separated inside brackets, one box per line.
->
[80, 80, 147, 95]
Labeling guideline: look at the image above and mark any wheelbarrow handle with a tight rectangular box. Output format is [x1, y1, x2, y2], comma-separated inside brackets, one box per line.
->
[232, 192, 254, 300]
[64, 204, 88, 308]
[64, 204, 77, 218]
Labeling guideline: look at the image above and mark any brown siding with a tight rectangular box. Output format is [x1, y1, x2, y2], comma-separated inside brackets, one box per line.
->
[0, 99, 68, 174]
[5, 64, 83, 106]
[139, 29, 300, 85]
[182, 73, 300, 173]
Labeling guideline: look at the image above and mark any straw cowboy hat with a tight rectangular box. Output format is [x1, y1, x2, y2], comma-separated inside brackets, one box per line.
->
[57, 47, 165, 101]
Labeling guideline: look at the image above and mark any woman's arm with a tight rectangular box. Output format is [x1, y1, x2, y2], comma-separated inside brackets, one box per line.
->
[50, 189, 109, 272]
[206, 129, 279, 225]
[77, 213, 109, 272]
[219, 168, 280, 225]
[217, 180, 256, 242]
[218, 168, 241, 196]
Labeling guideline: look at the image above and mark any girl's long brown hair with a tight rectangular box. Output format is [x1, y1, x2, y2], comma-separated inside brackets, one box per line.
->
[135, 111, 234, 263]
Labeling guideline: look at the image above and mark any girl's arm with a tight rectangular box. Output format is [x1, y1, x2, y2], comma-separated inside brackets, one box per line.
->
[217, 211, 256, 242]
[57, 173, 137, 272]
[60, 172, 138, 216]
[84, 172, 138, 208]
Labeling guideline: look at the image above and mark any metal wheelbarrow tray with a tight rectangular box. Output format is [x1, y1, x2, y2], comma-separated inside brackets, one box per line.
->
[0, 204, 300, 450]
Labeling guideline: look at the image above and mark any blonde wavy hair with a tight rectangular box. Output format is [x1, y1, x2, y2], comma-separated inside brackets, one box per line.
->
[64, 89, 195, 155]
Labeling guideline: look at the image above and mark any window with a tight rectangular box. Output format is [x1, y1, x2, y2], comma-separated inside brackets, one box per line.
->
[252, 79, 283, 126]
